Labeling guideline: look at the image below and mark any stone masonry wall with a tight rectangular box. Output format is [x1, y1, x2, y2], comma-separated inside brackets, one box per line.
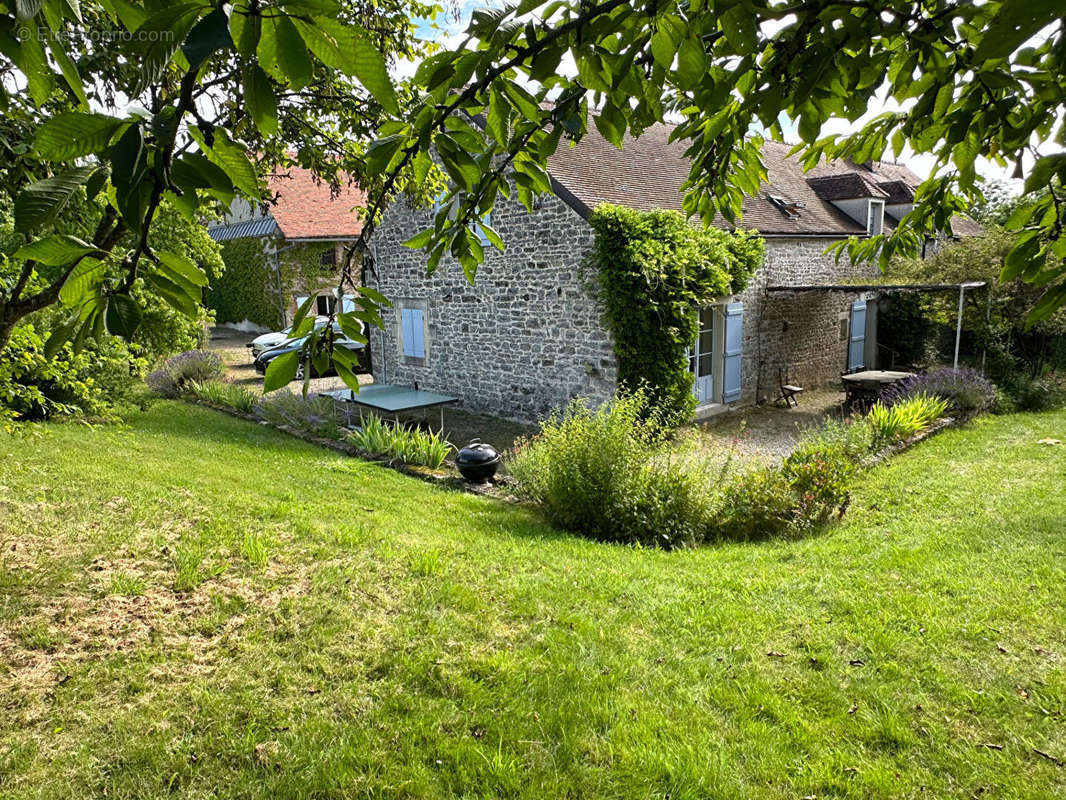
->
[737, 237, 880, 404]
[368, 193, 616, 421]
[371, 193, 881, 420]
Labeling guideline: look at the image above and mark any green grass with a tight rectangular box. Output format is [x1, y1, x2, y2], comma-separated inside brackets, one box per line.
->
[1, 401, 1065, 798]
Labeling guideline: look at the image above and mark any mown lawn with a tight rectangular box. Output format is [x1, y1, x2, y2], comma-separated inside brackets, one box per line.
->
[1, 402, 1064, 798]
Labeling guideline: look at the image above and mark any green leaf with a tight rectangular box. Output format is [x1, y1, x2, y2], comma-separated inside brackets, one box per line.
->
[192, 129, 260, 198]
[243, 65, 278, 136]
[357, 285, 392, 307]
[15, 234, 100, 265]
[43, 314, 79, 359]
[158, 250, 208, 287]
[35, 112, 124, 161]
[145, 272, 198, 316]
[133, 3, 203, 93]
[1026, 283, 1066, 326]
[109, 122, 144, 189]
[336, 311, 367, 342]
[181, 7, 231, 71]
[593, 101, 625, 148]
[272, 14, 314, 90]
[975, 0, 1063, 62]
[16, 0, 44, 19]
[14, 165, 97, 233]
[264, 350, 300, 392]
[350, 37, 398, 115]
[229, 1, 260, 53]
[1024, 154, 1066, 194]
[47, 34, 88, 108]
[290, 293, 317, 330]
[675, 35, 707, 89]
[105, 293, 142, 339]
[59, 258, 106, 305]
[403, 229, 434, 249]
[435, 133, 480, 191]
[365, 134, 405, 176]
[1000, 231, 1043, 281]
[486, 85, 510, 146]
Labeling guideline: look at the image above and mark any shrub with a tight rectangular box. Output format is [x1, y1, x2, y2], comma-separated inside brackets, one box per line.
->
[867, 393, 949, 445]
[190, 380, 258, 414]
[1008, 370, 1066, 412]
[509, 392, 716, 548]
[0, 324, 100, 420]
[347, 414, 453, 468]
[713, 422, 867, 542]
[254, 390, 344, 439]
[146, 350, 225, 398]
[881, 367, 995, 419]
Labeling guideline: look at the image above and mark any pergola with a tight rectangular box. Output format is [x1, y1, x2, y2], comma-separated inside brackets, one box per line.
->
[764, 281, 988, 369]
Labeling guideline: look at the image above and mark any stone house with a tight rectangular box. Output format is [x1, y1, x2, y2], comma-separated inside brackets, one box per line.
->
[368, 126, 980, 422]
[207, 165, 366, 329]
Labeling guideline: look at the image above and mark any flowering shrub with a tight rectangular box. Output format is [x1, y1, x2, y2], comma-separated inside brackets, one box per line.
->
[146, 350, 225, 398]
[880, 367, 995, 419]
[253, 390, 344, 440]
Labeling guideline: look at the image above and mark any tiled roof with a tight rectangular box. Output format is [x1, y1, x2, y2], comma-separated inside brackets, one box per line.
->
[266, 165, 367, 240]
[544, 123, 980, 237]
[207, 217, 279, 241]
[806, 172, 889, 201]
[877, 180, 916, 204]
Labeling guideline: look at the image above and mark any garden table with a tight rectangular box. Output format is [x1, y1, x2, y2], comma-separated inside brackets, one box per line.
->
[841, 370, 915, 411]
[321, 384, 458, 430]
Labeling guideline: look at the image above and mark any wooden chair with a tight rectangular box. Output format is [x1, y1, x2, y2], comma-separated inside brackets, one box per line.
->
[777, 368, 804, 408]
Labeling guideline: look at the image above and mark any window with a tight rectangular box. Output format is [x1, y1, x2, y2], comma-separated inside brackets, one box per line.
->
[400, 307, 425, 359]
[839, 313, 849, 343]
[319, 248, 336, 268]
[316, 295, 336, 316]
[867, 200, 885, 236]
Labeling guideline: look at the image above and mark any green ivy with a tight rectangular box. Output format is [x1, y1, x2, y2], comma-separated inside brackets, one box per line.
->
[208, 237, 281, 329]
[208, 238, 342, 329]
[588, 204, 763, 423]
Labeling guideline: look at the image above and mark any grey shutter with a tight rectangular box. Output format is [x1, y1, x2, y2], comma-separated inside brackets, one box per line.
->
[722, 302, 743, 403]
[848, 300, 867, 371]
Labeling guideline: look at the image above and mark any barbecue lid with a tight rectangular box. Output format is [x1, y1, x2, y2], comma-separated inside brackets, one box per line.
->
[456, 439, 500, 465]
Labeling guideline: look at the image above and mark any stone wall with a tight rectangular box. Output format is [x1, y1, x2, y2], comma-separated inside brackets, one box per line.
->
[737, 237, 881, 404]
[368, 194, 616, 421]
[371, 195, 883, 420]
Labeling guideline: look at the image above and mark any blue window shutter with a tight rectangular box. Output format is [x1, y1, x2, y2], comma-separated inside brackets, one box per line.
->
[341, 294, 355, 313]
[722, 302, 743, 403]
[848, 300, 867, 371]
[401, 308, 425, 358]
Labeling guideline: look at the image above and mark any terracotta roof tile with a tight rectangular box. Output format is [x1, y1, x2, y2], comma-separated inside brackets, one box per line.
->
[266, 165, 366, 240]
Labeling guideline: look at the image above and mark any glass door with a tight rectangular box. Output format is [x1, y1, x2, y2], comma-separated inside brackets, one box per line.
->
[690, 307, 716, 405]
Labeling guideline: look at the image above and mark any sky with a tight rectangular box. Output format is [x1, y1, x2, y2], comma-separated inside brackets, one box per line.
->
[405, 0, 1025, 194]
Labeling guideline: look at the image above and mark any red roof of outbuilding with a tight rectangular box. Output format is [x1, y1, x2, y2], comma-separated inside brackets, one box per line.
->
[266, 165, 367, 240]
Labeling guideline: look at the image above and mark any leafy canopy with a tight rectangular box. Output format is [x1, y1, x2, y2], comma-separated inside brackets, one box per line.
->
[368, 0, 1066, 325]
[0, 0, 437, 394]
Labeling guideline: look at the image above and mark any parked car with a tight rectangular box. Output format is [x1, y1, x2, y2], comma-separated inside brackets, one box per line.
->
[253, 328, 368, 379]
[247, 317, 330, 358]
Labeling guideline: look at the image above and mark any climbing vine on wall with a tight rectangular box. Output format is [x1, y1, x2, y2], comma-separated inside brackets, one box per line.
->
[589, 204, 764, 423]
[207, 238, 345, 329]
[208, 238, 280, 328]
